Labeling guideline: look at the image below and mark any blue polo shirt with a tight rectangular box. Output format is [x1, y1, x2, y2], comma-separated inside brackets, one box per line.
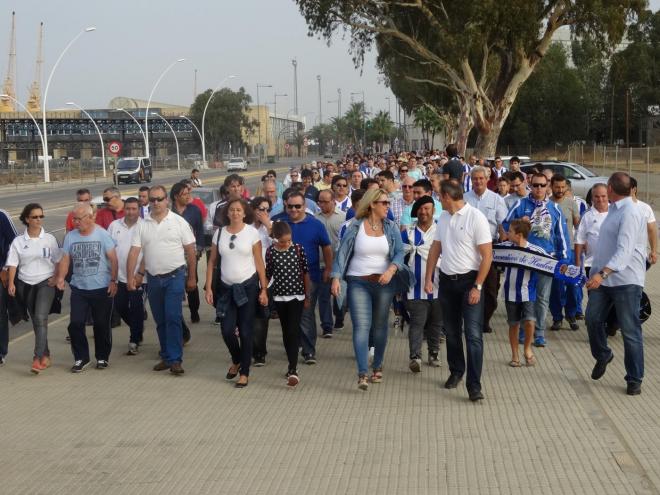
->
[283, 214, 330, 283]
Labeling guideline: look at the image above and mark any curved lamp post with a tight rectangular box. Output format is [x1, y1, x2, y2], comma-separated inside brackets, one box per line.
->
[66, 101, 106, 178]
[116, 107, 147, 155]
[144, 58, 186, 159]
[179, 115, 203, 161]
[41, 26, 96, 183]
[151, 112, 180, 171]
[0, 93, 45, 161]
[201, 74, 236, 167]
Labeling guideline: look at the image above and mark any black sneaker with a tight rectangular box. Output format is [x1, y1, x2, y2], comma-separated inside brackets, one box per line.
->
[567, 317, 579, 331]
[550, 320, 562, 331]
[444, 373, 462, 389]
[468, 388, 484, 401]
[575, 313, 585, 320]
[190, 312, 200, 324]
[626, 382, 641, 396]
[71, 360, 90, 373]
[591, 353, 614, 380]
[253, 356, 266, 367]
[182, 324, 191, 345]
[303, 354, 317, 365]
[334, 320, 344, 330]
[321, 331, 333, 339]
[96, 360, 109, 369]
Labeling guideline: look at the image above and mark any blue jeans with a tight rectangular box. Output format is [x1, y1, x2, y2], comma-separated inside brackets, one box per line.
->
[0, 285, 9, 358]
[316, 280, 336, 333]
[300, 281, 321, 357]
[550, 278, 580, 320]
[534, 273, 553, 339]
[347, 276, 396, 376]
[437, 271, 484, 391]
[147, 267, 185, 365]
[586, 284, 644, 384]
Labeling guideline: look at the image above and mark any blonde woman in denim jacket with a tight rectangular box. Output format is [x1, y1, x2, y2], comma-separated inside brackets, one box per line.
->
[330, 188, 414, 390]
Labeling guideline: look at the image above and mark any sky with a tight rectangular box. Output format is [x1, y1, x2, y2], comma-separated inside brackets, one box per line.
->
[0, 0, 396, 125]
[1, 0, 659, 126]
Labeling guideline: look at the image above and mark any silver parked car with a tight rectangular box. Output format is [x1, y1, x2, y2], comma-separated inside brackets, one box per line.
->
[520, 161, 609, 197]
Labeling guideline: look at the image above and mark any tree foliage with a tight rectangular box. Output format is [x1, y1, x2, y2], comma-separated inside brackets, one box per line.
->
[294, 0, 646, 155]
[189, 87, 257, 158]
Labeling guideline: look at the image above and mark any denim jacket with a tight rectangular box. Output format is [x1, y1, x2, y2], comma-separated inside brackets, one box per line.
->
[330, 218, 415, 307]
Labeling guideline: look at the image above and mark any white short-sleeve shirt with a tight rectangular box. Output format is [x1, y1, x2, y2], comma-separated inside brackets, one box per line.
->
[131, 210, 195, 276]
[636, 200, 656, 224]
[6, 228, 62, 285]
[434, 203, 492, 275]
[213, 224, 261, 285]
[109, 217, 143, 283]
[575, 208, 608, 267]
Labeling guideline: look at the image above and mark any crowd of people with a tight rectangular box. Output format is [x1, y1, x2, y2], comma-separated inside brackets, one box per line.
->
[0, 145, 654, 398]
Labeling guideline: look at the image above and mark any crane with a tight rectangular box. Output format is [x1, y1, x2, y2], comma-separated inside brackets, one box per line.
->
[26, 21, 43, 114]
[0, 11, 17, 112]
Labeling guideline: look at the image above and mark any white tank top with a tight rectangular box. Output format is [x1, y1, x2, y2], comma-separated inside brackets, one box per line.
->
[347, 222, 390, 276]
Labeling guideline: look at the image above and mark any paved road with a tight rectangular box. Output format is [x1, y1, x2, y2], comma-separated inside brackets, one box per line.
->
[1, 250, 659, 494]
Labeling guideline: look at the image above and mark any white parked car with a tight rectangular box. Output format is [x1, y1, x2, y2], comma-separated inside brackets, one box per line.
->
[226, 157, 248, 171]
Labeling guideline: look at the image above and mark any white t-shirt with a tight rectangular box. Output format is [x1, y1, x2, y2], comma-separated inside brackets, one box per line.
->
[575, 208, 608, 268]
[434, 203, 492, 275]
[636, 200, 656, 224]
[6, 228, 62, 285]
[213, 224, 260, 284]
[131, 210, 196, 276]
[109, 218, 143, 283]
[347, 222, 390, 276]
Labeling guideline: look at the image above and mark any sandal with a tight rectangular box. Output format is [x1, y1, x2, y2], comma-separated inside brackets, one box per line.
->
[235, 375, 249, 388]
[225, 364, 240, 380]
[525, 354, 537, 367]
[357, 374, 369, 390]
[508, 360, 521, 368]
[371, 368, 383, 383]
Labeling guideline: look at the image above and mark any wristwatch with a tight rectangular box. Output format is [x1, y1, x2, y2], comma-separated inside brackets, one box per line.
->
[110, 279, 118, 283]
[473, 283, 483, 291]
[598, 270, 609, 280]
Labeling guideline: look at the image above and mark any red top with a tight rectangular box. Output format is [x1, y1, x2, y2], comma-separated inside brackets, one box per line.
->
[191, 197, 207, 221]
[95, 207, 125, 230]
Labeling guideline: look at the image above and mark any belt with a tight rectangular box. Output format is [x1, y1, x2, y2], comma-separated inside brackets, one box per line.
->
[358, 274, 382, 283]
[440, 270, 477, 281]
[147, 265, 185, 279]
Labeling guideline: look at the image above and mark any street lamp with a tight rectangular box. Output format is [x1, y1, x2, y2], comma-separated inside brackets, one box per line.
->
[66, 101, 106, 178]
[151, 112, 180, 171]
[116, 108, 147, 156]
[1, 94, 45, 163]
[274, 93, 287, 159]
[144, 58, 186, 159]
[41, 26, 96, 183]
[179, 115, 203, 157]
[256, 83, 272, 164]
[201, 74, 237, 168]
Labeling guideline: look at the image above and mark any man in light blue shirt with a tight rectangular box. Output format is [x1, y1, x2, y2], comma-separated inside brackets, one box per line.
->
[585, 172, 648, 396]
[465, 166, 508, 333]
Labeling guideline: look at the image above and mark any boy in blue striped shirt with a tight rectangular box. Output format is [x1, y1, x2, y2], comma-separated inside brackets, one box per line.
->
[502, 219, 549, 368]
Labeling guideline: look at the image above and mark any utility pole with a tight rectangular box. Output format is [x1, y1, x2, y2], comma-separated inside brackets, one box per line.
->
[338, 88, 342, 117]
[625, 87, 630, 148]
[292, 58, 298, 116]
[317, 75, 322, 154]
[193, 69, 197, 100]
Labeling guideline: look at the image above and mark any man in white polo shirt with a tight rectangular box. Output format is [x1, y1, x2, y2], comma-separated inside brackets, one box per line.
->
[425, 179, 493, 402]
[109, 197, 145, 356]
[127, 185, 196, 376]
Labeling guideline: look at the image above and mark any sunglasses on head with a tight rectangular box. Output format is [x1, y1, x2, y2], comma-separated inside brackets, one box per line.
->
[286, 204, 303, 209]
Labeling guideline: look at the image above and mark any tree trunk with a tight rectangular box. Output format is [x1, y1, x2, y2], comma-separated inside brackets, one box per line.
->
[455, 98, 473, 156]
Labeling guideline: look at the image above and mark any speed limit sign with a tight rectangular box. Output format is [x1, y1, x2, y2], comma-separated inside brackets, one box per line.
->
[108, 141, 122, 155]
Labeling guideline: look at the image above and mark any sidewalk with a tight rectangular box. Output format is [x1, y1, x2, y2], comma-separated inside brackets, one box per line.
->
[1, 264, 659, 494]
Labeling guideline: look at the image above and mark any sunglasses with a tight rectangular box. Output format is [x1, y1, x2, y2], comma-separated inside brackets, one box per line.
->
[401, 185, 413, 189]
[374, 200, 391, 206]
[287, 204, 303, 210]
[400, 169, 408, 173]
[531, 183, 547, 188]
[334, 183, 348, 188]
[229, 234, 237, 249]
[149, 196, 167, 202]
[257, 207, 272, 213]
[102, 197, 112, 202]
[29, 215, 45, 219]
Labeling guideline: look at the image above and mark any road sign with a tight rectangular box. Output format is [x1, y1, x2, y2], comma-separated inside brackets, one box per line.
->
[108, 141, 122, 155]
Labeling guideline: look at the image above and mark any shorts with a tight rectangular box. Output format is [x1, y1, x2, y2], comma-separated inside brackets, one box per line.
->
[505, 300, 536, 326]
